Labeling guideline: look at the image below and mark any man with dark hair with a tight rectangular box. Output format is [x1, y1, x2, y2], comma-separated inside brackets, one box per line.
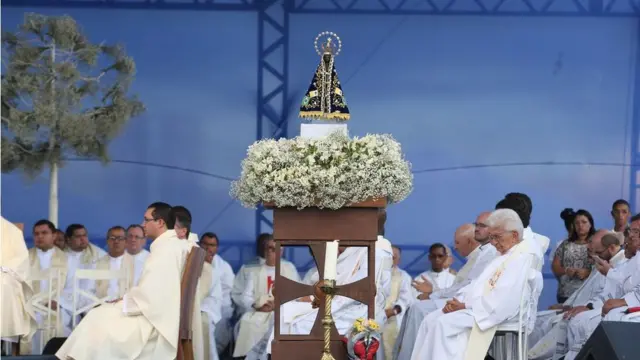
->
[171, 206, 193, 240]
[25, 220, 68, 354]
[125, 224, 149, 287]
[199, 232, 235, 354]
[495, 194, 550, 270]
[54, 229, 66, 251]
[611, 199, 631, 233]
[59, 223, 105, 336]
[410, 243, 456, 300]
[56, 202, 204, 360]
[94, 226, 131, 301]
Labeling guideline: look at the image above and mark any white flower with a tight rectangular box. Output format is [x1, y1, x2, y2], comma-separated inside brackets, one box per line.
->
[230, 131, 413, 209]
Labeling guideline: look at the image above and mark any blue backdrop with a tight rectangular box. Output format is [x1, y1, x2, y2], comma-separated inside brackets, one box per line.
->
[2, 5, 639, 309]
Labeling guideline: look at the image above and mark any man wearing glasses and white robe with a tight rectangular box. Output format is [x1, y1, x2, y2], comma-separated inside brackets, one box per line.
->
[410, 209, 539, 360]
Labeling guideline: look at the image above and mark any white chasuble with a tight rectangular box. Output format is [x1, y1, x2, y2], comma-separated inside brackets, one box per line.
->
[55, 230, 202, 360]
[410, 243, 534, 360]
[393, 244, 497, 360]
[0, 217, 37, 342]
[233, 263, 299, 357]
[94, 253, 132, 301]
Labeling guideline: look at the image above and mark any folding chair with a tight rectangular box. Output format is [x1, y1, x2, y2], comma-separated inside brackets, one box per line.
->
[71, 268, 129, 328]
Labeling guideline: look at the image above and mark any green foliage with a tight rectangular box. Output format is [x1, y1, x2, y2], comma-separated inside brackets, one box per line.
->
[1, 13, 145, 178]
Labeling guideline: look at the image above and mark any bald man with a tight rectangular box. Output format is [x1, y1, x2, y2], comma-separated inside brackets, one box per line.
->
[392, 213, 499, 360]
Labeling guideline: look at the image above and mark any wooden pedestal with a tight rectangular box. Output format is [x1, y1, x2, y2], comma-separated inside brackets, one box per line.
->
[268, 199, 385, 360]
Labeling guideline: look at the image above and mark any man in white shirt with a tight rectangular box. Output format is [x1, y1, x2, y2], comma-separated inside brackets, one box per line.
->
[56, 201, 204, 360]
[199, 232, 235, 355]
[125, 224, 149, 287]
[563, 217, 640, 360]
[59, 224, 105, 336]
[25, 220, 68, 354]
[411, 243, 456, 299]
[94, 226, 132, 301]
[527, 230, 626, 360]
[611, 199, 631, 233]
[411, 209, 538, 360]
[394, 214, 498, 360]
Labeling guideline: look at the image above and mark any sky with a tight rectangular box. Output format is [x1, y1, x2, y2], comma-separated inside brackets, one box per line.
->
[2, 5, 639, 308]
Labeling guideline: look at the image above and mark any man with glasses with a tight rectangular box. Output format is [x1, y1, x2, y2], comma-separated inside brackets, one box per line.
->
[94, 226, 133, 301]
[56, 201, 202, 360]
[563, 215, 640, 360]
[411, 209, 538, 360]
[125, 224, 149, 287]
[528, 229, 625, 360]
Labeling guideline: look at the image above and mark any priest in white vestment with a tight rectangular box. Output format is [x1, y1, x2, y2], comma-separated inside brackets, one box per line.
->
[410, 209, 538, 360]
[563, 219, 640, 360]
[199, 232, 235, 354]
[199, 260, 223, 360]
[394, 216, 498, 360]
[59, 224, 106, 336]
[383, 245, 413, 360]
[232, 233, 299, 317]
[411, 243, 457, 299]
[1, 217, 37, 346]
[125, 224, 150, 287]
[527, 229, 624, 360]
[94, 226, 135, 301]
[24, 220, 68, 354]
[233, 236, 300, 358]
[56, 202, 204, 360]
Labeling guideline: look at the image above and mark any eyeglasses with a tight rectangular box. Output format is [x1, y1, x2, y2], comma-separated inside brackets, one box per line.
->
[127, 234, 145, 240]
[266, 245, 276, 252]
[143, 217, 157, 223]
[108, 236, 126, 241]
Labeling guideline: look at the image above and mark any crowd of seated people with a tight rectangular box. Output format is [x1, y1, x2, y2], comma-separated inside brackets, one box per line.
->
[1, 195, 638, 360]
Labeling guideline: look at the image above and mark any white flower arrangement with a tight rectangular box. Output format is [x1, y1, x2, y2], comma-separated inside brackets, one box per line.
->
[230, 131, 413, 209]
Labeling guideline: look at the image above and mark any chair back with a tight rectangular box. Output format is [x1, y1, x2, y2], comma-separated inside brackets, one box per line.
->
[71, 269, 128, 328]
[29, 268, 64, 352]
[176, 246, 206, 360]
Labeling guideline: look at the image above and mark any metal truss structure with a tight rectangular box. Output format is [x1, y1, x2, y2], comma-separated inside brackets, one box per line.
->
[5, 0, 640, 246]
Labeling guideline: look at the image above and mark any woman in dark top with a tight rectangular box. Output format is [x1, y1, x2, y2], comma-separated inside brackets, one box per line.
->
[552, 209, 595, 303]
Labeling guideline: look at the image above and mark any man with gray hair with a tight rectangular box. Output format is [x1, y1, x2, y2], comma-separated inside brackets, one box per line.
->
[411, 209, 539, 360]
[393, 213, 498, 360]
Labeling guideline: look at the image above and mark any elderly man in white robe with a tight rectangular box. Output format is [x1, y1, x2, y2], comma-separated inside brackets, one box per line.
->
[1, 218, 37, 353]
[563, 216, 640, 360]
[56, 202, 204, 360]
[393, 214, 498, 360]
[527, 230, 625, 360]
[410, 209, 539, 360]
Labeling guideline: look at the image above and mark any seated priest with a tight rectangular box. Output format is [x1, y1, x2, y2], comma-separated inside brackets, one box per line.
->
[410, 243, 456, 299]
[245, 231, 393, 360]
[382, 245, 413, 360]
[410, 209, 540, 360]
[1, 218, 37, 350]
[563, 216, 640, 360]
[233, 236, 300, 358]
[55, 202, 204, 360]
[527, 230, 625, 360]
[94, 226, 135, 301]
[394, 214, 498, 360]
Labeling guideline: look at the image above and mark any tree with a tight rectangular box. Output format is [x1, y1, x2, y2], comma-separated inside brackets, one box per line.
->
[1, 13, 145, 226]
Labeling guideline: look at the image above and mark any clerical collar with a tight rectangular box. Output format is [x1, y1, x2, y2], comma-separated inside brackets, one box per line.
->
[479, 242, 491, 249]
[610, 249, 626, 266]
[36, 247, 54, 254]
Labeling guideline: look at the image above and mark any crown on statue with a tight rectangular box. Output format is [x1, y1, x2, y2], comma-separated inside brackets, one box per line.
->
[299, 31, 350, 122]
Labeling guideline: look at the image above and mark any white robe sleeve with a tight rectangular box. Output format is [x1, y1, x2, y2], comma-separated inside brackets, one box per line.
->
[232, 265, 251, 314]
[469, 255, 532, 331]
[220, 260, 236, 318]
[395, 270, 414, 313]
[202, 271, 224, 325]
[121, 294, 142, 316]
